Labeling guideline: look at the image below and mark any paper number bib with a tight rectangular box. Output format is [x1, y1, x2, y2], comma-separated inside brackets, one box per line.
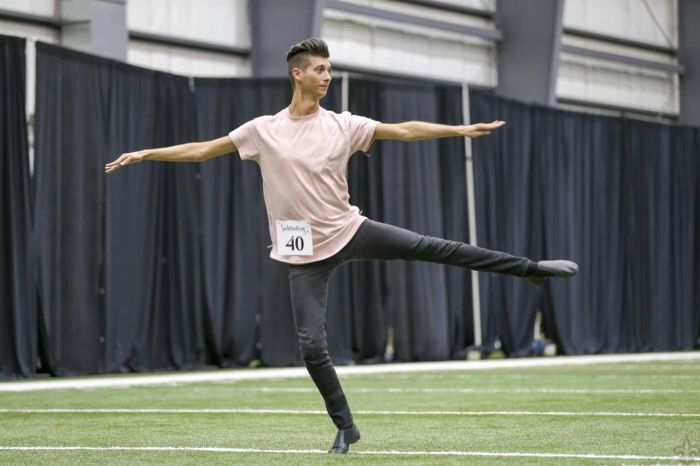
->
[276, 220, 313, 256]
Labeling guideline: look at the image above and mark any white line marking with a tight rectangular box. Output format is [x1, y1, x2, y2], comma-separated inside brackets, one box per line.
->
[583, 364, 700, 371]
[448, 374, 700, 380]
[1, 351, 698, 392]
[256, 387, 691, 395]
[1, 408, 697, 418]
[0, 446, 696, 462]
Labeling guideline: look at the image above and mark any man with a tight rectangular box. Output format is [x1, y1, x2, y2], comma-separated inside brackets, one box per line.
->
[105, 38, 577, 454]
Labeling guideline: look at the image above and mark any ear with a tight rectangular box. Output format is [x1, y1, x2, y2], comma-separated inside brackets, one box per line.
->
[292, 67, 303, 82]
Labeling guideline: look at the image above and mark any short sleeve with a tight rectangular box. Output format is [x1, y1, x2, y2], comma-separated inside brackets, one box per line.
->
[347, 113, 380, 154]
[228, 119, 260, 161]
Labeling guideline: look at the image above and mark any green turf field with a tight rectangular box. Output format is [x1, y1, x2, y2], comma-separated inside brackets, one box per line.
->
[1, 358, 699, 465]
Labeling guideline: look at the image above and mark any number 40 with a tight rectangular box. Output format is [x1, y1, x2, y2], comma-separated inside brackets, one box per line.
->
[286, 236, 305, 251]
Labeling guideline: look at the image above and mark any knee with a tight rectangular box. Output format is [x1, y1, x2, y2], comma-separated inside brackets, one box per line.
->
[300, 339, 329, 365]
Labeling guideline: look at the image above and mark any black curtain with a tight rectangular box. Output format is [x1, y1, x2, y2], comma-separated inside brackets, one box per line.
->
[34, 44, 110, 375]
[535, 107, 625, 353]
[0, 35, 36, 378]
[619, 120, 699, 351]
[7, 41, 695, 379]
[35, 43, 203, 375]
[348, 78, 473, 361]
[105, 65, 203, 372]
[468, 91, 541, 356]
[470, 88, 700, 354]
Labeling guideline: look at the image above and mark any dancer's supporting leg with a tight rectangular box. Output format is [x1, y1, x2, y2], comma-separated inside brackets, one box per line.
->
[287, 260, 360, 454]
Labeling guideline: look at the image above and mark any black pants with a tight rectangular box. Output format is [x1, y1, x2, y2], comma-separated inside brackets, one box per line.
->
[287, 219, 535, 429]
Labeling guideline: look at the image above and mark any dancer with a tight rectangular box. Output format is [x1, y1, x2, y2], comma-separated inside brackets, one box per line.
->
[105, 38, 577, 454]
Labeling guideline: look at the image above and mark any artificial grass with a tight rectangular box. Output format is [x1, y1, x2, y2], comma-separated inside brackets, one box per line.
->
[1, 359, 698, 465]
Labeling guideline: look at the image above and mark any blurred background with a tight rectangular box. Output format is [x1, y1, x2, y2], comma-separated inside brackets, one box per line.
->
[1, 0, 698, 379]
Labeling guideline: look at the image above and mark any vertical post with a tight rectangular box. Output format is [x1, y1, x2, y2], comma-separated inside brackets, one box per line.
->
[679, 0, 700, 125]
[250, 0, 324, 77]
[341, 71, 349, 112]
[60, 0, 128, 61]
[462, 83, 482, 348]
[25, 38, 36, 177]
[496, 0, 564, 105]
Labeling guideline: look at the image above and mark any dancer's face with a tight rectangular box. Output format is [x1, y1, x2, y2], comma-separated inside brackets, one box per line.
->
[295, 55, 332, 98]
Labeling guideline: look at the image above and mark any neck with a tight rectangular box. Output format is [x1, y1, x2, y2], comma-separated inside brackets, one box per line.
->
[288, 89, 320, 116]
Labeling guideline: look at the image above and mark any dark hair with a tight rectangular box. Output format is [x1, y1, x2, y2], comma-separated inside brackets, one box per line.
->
[286, 38, 330, 88]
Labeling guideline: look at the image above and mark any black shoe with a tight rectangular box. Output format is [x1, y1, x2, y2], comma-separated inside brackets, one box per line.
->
[328, 424, 361, 454]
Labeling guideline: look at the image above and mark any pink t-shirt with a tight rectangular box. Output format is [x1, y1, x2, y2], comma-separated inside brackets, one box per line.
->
[228, 106, 380, 264]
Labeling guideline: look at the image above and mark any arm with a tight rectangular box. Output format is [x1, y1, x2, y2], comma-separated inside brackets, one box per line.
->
[104, 136, 236, 174]
[373, 120, 505, 142]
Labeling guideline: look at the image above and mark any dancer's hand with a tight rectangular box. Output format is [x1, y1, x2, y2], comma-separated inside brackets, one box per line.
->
[105, 150, 148, 174]
[463, 120, 506, 138]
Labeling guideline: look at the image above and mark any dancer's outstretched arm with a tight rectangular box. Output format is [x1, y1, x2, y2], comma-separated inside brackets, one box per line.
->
[373, 120, 505, 142]
[104, 136, 236, 174]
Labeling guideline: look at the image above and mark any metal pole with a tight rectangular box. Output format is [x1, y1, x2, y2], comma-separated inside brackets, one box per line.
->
[341, 71, 349, 113]
[26, 38, 36, 177]
[462, 83, 482, 347]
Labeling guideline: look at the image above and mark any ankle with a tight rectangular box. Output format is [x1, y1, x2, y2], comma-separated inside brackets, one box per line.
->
[527, 261, 546, 277]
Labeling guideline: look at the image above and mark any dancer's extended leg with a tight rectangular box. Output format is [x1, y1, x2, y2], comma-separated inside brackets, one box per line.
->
[335, 219, 578, 283]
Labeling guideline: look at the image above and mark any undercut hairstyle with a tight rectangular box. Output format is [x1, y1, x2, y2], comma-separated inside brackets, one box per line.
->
[286, 38, 330, 88]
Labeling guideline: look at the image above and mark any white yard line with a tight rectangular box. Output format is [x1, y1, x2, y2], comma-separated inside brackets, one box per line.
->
[255, 387, 692, 394]
[1, 351, 698, 392]
[0, 445, 696, 462]
[1, 408, 698, 418]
